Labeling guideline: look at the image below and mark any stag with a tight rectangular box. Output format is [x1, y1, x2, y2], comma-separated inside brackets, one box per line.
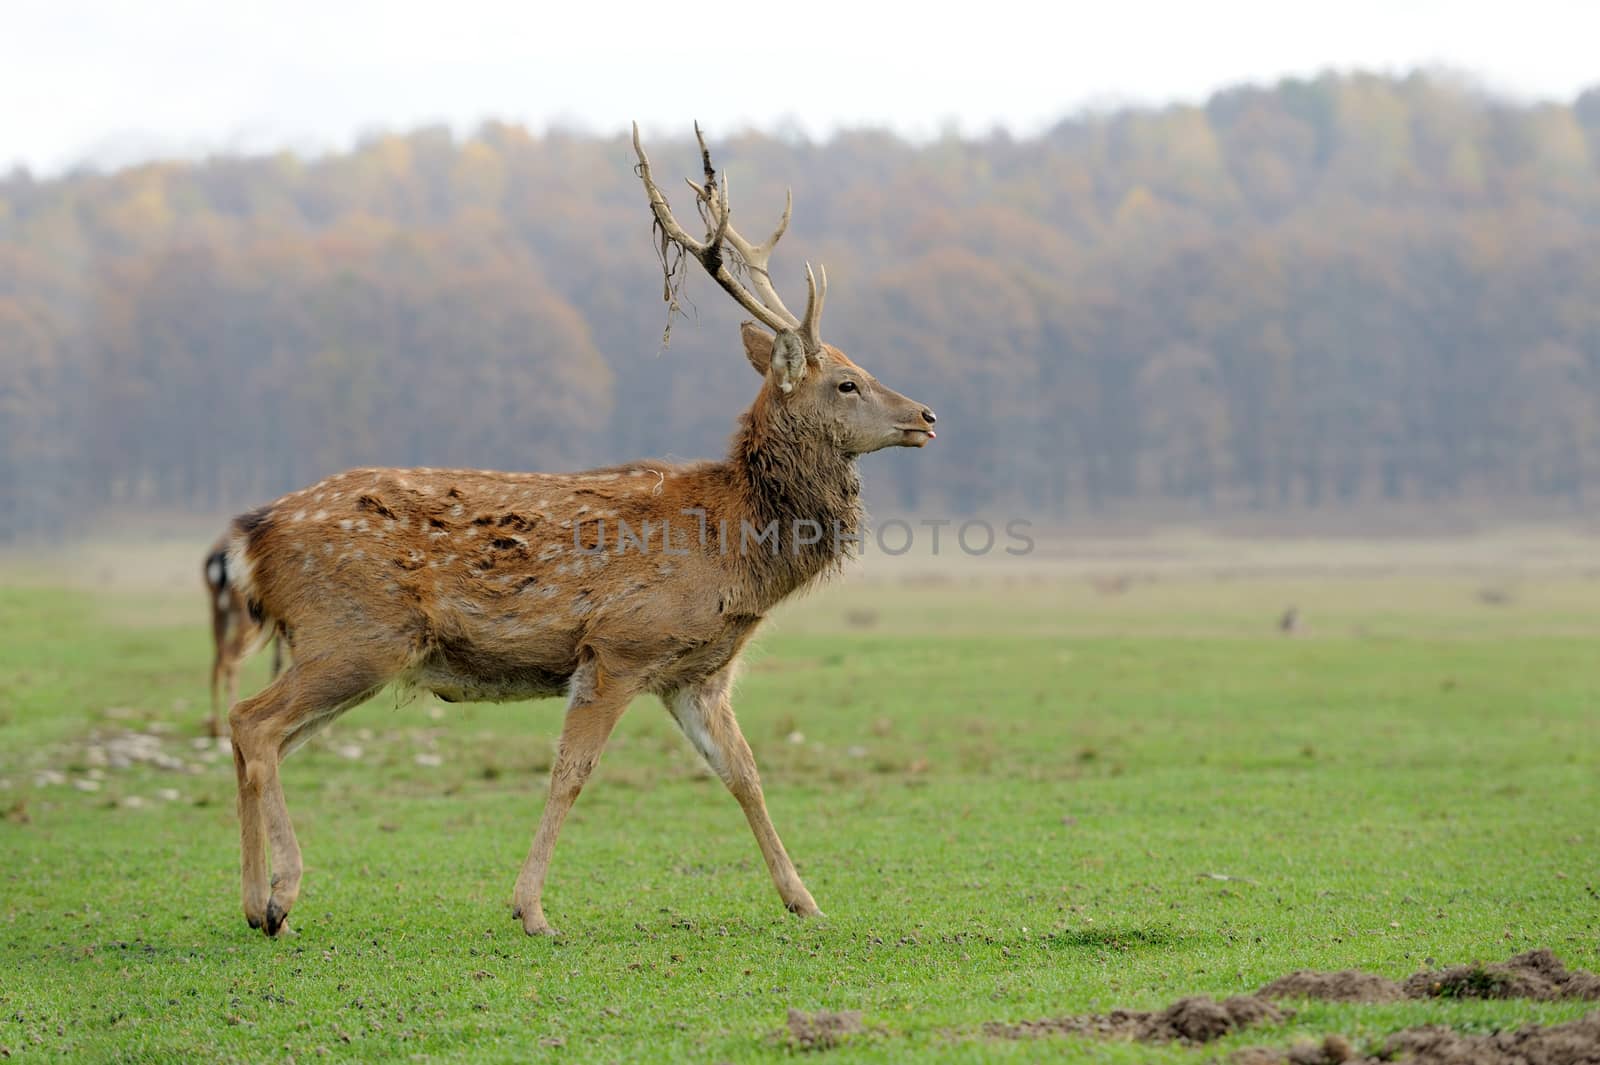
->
[203, 535, 282, 737]
[222, 123, 938, 937]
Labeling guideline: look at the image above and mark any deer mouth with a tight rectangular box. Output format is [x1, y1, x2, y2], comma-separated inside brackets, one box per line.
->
[897, 427, 936, 447]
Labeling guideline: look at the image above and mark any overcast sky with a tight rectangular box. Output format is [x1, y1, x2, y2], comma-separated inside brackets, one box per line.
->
[6, 0, 1598, 174]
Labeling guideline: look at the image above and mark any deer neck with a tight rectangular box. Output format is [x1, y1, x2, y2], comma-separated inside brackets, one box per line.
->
[727, 399, 863, 600]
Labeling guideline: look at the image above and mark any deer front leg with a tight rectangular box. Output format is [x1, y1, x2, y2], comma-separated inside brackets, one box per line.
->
[512, 662, 635, 936]
[667, 671, 821, 918]
[231, 738, 270, 929]
[231, 660, 388, 937]
[209, 655, 227, 739]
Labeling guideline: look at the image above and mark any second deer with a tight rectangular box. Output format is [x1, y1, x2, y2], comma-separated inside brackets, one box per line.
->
[203, 536, 282, 737]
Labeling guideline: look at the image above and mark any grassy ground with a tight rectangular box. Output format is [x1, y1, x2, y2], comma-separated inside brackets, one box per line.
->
[1, 535, 1598, 1062]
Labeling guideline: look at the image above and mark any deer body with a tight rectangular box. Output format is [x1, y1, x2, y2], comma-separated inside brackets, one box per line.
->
[223, 126, 936, 937]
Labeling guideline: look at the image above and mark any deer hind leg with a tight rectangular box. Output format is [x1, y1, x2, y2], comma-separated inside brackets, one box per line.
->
[667, 669, 821, 918]
[512, 659, 637, 936]
[229, 654, 390, 937]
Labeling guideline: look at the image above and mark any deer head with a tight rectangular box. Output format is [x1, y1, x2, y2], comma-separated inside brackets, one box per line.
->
[631, 123, 938, 455]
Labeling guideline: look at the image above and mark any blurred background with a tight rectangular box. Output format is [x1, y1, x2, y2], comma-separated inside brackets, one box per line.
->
[4, 1, 1600, 540]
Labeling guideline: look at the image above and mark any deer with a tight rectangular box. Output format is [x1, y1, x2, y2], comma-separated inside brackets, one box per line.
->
[203, 535, 282, 738]
[221, 123, 938, 938]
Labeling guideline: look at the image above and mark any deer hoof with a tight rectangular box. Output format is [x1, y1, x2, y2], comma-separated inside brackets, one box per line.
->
[785, 896, 824, 919]
[517, 911, 557, 936]
[264, 900, 289, 937]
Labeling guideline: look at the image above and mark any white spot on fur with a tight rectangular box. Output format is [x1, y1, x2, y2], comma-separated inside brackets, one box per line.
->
[292, 510, 306, 522]
[313, 510, 328, 521]
[339, 519, 354, 530]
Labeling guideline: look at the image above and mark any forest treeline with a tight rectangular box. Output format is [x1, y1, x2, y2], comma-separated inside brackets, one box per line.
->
[5, 71, 1600, 538]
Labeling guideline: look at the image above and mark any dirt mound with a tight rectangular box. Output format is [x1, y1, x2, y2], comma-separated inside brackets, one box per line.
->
[1234, 1012, 1600, 1065]
[984, 995, 1286, 1045]
[1234, 1035, 1357, 1065]
[987, 951, 1598, 1054]
[782, 1009, 863, 1051]
[1404, 949, 1600, 1002]
[1256, 950, 1600, 1005]
[1258, 970, 1405, 1004]
[1380, 1013, 1600, 1065]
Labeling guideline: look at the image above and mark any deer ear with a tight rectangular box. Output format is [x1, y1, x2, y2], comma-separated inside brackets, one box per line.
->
[767, 330, 809, 393]
[740, 321, 774, 376]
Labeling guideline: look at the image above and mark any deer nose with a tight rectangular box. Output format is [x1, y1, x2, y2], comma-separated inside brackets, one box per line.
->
[921, 408, 937, 427]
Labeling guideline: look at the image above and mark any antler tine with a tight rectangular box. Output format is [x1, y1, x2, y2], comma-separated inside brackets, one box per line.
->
[800, 262, 828, 353]
[687, 175, 802, 328]
[632, 122, 793, 335]
[754, 188, 792, 257]
[632, 122, 706, 257]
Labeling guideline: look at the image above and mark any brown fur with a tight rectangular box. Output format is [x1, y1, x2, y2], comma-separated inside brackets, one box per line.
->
[223, 323, 935, 937]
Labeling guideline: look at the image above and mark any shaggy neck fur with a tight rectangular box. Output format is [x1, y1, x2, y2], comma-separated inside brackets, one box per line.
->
[724, 388, 863, 604]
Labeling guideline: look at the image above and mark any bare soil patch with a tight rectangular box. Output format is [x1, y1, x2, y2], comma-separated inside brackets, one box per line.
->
[985, 951, 1600, 1055]
[1234, 1011, 1600, 1065]
[1258, 970, 1405, 1004]
[1258, 950, 1600, 1004]
[983, 995, 1287, 1045]
[781, 1009, 864, 1051]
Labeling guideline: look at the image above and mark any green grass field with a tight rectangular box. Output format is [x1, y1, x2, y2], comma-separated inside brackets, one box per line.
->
[2, 536, 1598, 1062]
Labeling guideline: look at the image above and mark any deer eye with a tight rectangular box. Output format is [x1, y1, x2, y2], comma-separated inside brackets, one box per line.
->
[837, 380, 859, 394]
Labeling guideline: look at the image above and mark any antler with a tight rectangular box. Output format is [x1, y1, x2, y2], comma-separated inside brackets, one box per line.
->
[632, 122, 826, 350]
